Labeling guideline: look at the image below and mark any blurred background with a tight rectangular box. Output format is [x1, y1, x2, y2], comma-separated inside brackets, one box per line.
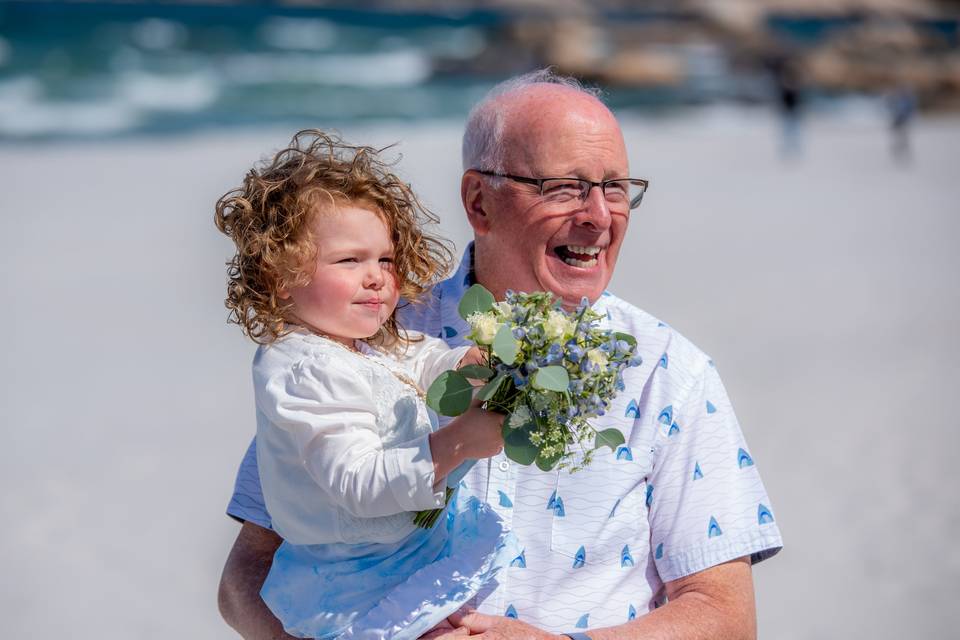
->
[1, 0, 958, 638]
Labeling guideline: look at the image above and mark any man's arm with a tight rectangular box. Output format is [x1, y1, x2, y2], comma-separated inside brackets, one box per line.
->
[447, 557, 756, 640]
[218, 522, 296, 640]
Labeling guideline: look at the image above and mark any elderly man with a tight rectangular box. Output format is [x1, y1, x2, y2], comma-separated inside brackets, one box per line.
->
[219, 70, 782, 640]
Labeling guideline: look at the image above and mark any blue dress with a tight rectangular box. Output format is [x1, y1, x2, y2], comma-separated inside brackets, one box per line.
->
[261, 488, 520, 639]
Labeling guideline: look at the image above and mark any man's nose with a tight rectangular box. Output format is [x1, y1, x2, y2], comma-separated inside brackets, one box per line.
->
[575, 184, 613, 230]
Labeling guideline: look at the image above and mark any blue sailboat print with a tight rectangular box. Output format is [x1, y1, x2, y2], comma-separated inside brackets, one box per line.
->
[708, 516, 723, 538]
[573, 545, 586, 568]
[706, 400, 716, 414]
[505, 604, 518, 619]
[498, 490, 513, 508]
[737, 448, 754, 468]
[668, 422, 681, 437]
[616, 445, 633, 461]
[621, 545, 634, 567]
[628, 604, 637, 621]
[645, 484, 654, 507]
[657, 405, 673, 426]
[655, 543, 663, 559]
[624, 398, 640, 418]
[659, 353, 668, 369]
[693, 462, 703, 480]
[510, 551, 526, 568]
[758, 503, 775, 525]
[575, 614, 590, 628]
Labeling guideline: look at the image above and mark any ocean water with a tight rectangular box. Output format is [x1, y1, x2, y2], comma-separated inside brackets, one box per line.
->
[0, 2, 506, 139]
[0, 1, 764, 141]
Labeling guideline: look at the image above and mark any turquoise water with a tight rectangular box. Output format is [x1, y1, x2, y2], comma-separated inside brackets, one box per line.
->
[0, 2, 718, 140]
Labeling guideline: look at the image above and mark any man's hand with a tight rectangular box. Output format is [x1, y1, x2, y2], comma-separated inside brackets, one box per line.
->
[419, 616, 471, 639]
[446, 609, 563, 639]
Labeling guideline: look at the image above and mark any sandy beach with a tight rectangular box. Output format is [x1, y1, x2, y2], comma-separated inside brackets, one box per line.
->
[1, 107, 957, 638]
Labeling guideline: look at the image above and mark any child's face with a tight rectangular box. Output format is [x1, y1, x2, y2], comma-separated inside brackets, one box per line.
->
[285, 204, 399, 346]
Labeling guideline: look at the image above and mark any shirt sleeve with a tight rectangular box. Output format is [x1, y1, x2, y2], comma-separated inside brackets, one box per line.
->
[647, 360, 783, 582]
[258, 358, 446, 518]
[225, 437, 272, 529]
[401, 333, 472, 391]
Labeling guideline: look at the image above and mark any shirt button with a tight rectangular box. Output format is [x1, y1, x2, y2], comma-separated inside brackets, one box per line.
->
[498, 460, 510, 472]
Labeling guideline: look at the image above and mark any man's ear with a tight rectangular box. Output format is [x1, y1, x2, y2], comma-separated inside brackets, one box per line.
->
[461, 171, 491, 236]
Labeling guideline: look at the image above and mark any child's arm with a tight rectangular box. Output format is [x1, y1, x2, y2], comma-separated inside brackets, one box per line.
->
[401, 334, 476, 391]
[259, 359, 449, 519]
[428, 405, 504, 486]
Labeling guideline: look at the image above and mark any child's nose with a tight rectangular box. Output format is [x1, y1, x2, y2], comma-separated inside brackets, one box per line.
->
[364, 263, 384, 288]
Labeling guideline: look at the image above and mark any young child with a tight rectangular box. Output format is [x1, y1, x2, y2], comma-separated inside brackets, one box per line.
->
[215, 130, 519, 639]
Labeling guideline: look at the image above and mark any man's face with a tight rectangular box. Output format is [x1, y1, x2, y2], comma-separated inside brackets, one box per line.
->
[472, 92, 631, 307]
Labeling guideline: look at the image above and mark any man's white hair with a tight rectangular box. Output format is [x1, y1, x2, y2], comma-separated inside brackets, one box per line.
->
[461, 68, 603, 174]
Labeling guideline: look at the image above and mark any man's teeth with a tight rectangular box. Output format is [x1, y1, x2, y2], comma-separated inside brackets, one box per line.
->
[560, 245, 600, 267]
[566, 245, 600, 256]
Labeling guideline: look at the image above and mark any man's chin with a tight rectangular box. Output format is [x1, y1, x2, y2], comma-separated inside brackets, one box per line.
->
[541, 258, 609, 305]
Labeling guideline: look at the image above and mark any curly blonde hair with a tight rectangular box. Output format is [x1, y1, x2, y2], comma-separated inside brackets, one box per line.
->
[215, 129, 453, 346]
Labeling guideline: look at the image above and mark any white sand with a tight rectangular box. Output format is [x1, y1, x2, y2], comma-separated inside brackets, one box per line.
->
[1, 108, 957, 638]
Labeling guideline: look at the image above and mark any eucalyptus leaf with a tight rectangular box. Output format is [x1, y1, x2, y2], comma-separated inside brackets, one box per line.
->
[457, 284, 495, 320]
[457, 364, 494, 381]
[594, 427, 626, 452]
[425, 370, 474, 417]
[476, 373, 507, 402]
[492, 324, 519, 365]
[614, 332, 637, 347]
[503, 425, 538, 466]
[531, 365, 569, 392]
[535, 448, 563, 472]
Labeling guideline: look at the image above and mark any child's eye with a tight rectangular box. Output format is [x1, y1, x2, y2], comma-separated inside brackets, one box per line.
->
[379, 257, 394, 263]
[337, 257, 358, 263]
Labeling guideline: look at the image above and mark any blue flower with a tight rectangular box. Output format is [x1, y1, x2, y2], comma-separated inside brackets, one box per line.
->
[511, 370, 528, 388]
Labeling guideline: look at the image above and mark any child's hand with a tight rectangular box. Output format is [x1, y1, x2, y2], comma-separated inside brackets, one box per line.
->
[429, 407, 504, 482]
[457, 346, 485, 369]
[450, 406, 504, 460]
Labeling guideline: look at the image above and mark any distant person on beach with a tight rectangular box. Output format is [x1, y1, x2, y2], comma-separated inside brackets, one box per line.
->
[218, 69, 782, 640]
[770, 55, 804, 158]
[215, 130, 519, 639]
[887, 84, 917, 164]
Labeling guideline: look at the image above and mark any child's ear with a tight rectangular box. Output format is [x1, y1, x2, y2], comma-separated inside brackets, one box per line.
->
[461, 170, 491, 236]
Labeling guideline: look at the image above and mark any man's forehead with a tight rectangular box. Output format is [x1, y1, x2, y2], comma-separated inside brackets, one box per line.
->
[504, 105, 628, 175]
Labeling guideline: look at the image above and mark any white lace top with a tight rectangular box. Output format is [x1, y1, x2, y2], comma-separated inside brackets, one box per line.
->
[253, 328, 471, 545]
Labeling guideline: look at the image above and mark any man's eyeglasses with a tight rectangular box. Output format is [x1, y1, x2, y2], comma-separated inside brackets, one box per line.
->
[476, 170, 649, 212]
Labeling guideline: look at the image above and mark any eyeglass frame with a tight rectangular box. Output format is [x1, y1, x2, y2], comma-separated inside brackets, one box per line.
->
[474, 170, 650, 210]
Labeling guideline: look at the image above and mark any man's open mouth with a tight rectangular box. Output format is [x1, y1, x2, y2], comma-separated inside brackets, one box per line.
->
[554, 245, 601, 268]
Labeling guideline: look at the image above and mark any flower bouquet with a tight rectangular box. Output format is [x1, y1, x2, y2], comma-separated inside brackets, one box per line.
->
[413, 284, 642, 527]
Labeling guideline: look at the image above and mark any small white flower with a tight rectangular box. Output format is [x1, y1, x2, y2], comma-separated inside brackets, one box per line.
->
[543, 310, 574, 341]
[586, 348, 609, 369]
[493, 301, 513, 318]
[508, 405, 532, 429]
[467, 312, 500, 345]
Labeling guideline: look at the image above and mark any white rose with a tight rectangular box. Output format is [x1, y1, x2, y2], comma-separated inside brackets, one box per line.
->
[468, 312, 499, 345]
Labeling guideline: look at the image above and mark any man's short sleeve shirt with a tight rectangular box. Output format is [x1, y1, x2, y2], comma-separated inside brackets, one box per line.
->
[226, 246, 782, 632]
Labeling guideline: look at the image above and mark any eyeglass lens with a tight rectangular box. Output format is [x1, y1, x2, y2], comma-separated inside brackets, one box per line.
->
[540, 178, 644, 211]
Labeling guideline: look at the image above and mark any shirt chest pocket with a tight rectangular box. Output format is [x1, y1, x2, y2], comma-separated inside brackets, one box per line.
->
[548, 449, 650, 567]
